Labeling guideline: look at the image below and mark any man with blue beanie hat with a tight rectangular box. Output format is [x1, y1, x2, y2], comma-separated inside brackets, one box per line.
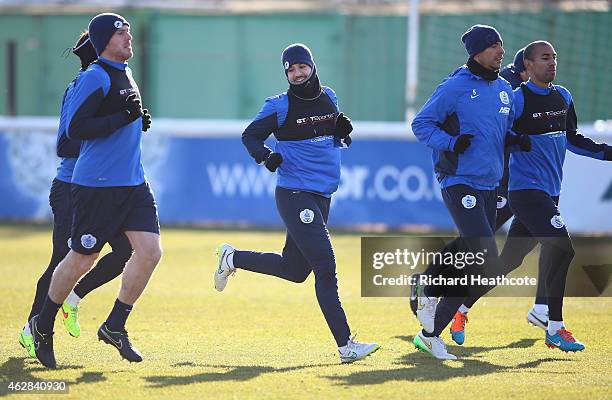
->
[213, 43, 379, 364]
[461, 24, 503, 57]
[410, 24, 531, 359]
[29, 12, 159, 369]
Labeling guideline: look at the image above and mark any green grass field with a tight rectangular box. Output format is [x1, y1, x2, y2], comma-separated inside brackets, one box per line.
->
[1, 225, 611, 399]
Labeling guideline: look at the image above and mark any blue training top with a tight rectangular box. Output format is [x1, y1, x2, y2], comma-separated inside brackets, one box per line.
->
[66, 57, 144, 187]
[509, 80, 611, 196]
[412, 65, 515, 190]
[242, 86, 344, 197]
[55, 71, 83, 183]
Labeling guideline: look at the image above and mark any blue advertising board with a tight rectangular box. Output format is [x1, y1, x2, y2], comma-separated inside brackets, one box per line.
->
[0, 118, 610, 232]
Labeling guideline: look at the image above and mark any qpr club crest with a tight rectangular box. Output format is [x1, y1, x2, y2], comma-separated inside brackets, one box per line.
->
[81, 234, 97, 249]
[499, 91, 510, 105]
[461, 195, 477, 209]
[550, 215, 565, 229]
[300, 209, 314, 224]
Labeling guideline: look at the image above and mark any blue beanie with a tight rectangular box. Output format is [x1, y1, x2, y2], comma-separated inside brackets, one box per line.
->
[281, 43, 315, 75]
[512, 48, 526, 73]
[461, 25, 503, 57]
[88, 13, 129, 55]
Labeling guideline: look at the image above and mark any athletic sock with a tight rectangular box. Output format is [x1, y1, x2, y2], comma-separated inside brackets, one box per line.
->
[23, 322, 31, 335]
[105, 299, 133, 332]
[37, 295, 62, 334]
[423, 297, 463, 338]
[533, 303, 548, 315]
[65, 290, 81, 308]
[458, 304, 470, 314]
[547, 320, 564, 336]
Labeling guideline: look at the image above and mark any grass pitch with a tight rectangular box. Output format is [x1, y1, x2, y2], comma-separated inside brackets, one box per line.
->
[1, 225, 611, 399]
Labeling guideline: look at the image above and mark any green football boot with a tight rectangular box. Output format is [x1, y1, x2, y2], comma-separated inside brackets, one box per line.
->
[18, 327, 36, 358]
[61, 302, 81, 338]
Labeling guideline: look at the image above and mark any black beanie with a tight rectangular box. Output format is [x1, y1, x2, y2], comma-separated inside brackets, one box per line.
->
[281, 43, 315, 75]
[72, 33, 97, 69]
[88, 13, 129, 55]
[512, 48, 526, 73]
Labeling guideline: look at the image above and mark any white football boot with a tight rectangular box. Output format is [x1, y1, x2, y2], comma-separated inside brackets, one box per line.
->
[214, 243, 236, 292]
[416, 282, 437, 333]
[413, 331, 457, 360]
[527, 306, 548, 330]
[339, 335, 380, 363]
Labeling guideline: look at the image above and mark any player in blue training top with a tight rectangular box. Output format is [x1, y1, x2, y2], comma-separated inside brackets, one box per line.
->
[464, 41, 612, 352]
[213, 43, 379, 364]
[29, 13, 160, 369]
[18, 32, 139, 358]
[410, 25, 531, 360]
[497, 47, 550, 329]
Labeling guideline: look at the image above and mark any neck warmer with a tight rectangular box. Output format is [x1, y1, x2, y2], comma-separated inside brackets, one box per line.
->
[467, 57, 499, 81]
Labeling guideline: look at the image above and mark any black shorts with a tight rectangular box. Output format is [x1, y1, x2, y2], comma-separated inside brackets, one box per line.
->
[70, 182, 159, 255]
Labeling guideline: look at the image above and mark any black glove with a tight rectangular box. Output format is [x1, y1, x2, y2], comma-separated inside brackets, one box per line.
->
[342, 135, 352, 147]
[453, 134, 474, 154]
[142, 108, 152, 132]
[125, 94, 143, 122]
[517, 134, 531, 152]
[264, 152, 283, 172]
[334, 112, 353, 138]
[506, 133, 532, 152]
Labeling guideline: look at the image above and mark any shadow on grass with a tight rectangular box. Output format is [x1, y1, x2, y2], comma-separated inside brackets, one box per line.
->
[325, 336, 573, 386]
[395, 336, 540, 358]
[144, 362, 337, 388]
[0, 357, 103, 397]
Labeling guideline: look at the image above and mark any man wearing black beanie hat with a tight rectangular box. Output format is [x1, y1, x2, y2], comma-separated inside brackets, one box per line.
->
[19, 31, 132, 365]
[409, 24, 532, 360]
[213, 43, 379, 364]
[29, 13, 159, 369]
[72, 32, 98, 70]
[280, 43, 322, 100]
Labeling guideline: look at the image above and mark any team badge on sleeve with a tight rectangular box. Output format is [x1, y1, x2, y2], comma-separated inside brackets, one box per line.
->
[300, 209, 314, 224]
